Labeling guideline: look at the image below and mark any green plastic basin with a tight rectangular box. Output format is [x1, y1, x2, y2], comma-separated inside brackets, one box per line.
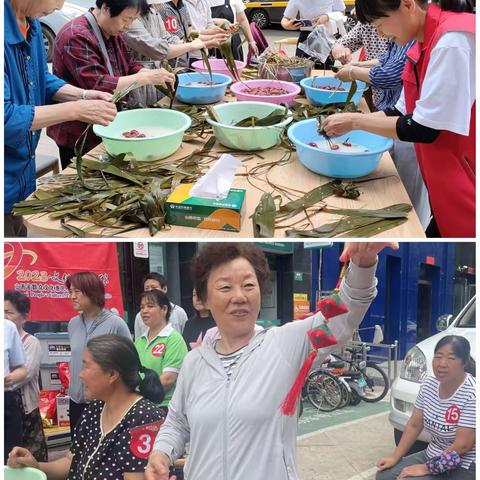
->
[206, 101, 293, 151]
[4, 467, 47, 480]
[93, 109, 191, 161]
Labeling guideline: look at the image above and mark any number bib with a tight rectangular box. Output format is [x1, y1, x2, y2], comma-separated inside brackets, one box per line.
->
[152, 343, 166, 357]
[164, 16, 179, 33]
[129, 420, 164, 459]
[445, 405, 460, 424]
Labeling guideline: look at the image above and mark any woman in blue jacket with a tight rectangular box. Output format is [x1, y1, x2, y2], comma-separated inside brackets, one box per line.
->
[4, 0, 117, 236]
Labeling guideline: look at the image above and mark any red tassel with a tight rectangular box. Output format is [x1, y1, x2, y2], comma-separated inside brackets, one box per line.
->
[280, 349, 318, 416]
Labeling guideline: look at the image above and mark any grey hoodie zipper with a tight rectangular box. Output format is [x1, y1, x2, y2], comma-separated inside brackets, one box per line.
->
[223, 375, 231, 480]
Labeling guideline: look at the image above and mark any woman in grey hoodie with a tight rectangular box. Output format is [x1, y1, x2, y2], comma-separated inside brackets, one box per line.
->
[146, 242, 398, 480]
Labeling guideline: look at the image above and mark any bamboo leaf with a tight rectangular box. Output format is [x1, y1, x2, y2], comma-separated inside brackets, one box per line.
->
[323, 203, 411, 219]
[345, 80, 357, 106]
[251, 193, 276, 238]
[60, 218, 87, 237]
[276, 180, 339, 219]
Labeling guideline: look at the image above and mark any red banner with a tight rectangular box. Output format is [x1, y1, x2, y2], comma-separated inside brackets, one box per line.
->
[4, 242, 124, 322]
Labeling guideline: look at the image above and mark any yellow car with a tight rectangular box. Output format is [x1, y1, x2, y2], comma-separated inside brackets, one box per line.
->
[244, 0, 357, 30]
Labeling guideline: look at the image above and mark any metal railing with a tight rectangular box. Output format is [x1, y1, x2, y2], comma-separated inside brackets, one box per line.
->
[339, 339, 399, 382]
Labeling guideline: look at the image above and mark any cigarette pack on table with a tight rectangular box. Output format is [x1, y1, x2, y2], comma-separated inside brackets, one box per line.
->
[166, 183, 246, 232]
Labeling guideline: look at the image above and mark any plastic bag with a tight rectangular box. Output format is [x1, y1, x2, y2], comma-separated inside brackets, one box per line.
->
[39, 390, 61, 428]
[56, 362, 70, 394]
[297, 26, 334, 63]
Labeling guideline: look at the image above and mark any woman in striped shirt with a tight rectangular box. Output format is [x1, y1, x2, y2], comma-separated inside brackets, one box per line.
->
[376, 335, 475, 479]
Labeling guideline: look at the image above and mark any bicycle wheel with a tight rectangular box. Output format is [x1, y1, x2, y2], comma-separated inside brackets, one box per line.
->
[338, 379, 351, 409]
[357, 362, 389, 403]
[306, 372, 342, 412]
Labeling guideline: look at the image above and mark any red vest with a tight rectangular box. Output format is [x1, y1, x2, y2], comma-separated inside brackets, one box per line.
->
[402, 4, 475, 237]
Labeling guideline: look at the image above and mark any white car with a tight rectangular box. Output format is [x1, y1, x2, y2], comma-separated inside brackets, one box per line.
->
[389, 296, 476, 447]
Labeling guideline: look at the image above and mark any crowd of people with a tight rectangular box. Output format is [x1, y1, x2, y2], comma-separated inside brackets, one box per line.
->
[4, 0, 476, 238]
[4, 242, 476, 480]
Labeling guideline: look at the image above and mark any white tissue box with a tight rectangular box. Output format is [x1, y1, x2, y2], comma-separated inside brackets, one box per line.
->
[166, 184, 246, 232]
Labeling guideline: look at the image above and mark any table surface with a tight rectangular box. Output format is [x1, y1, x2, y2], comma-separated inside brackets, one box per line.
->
[24, 73, 425, 239]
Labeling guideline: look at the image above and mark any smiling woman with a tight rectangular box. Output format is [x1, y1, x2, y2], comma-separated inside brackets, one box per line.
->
[145, 242, 398, 480]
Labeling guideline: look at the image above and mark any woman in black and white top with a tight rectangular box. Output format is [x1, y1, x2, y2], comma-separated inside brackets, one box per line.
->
[376, 335, 475, 480]
[8, 335, 165, 480]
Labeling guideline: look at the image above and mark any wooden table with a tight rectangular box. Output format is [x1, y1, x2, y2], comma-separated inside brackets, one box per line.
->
[24, 75, 425, 238]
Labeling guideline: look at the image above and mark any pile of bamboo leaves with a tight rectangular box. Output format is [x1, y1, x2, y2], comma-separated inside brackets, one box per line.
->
[13, 139, 218, 237]
[251, 181, 412, 238]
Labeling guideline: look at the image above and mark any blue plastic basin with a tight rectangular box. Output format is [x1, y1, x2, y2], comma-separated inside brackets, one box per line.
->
[300, 77, 367, 106]
[176, 72, 232, 104]
[288, 118, 393, 178]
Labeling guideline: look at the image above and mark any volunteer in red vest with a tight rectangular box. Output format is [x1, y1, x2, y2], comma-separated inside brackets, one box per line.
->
[322, 0, 475, 238]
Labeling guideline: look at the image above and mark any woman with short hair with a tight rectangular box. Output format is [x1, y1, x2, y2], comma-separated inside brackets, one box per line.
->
[323, 0, 475, 238]
[8, 334, 166, 480]
[65, 271, 132, 434]
[47, 0, 176, 168]
[376, 335, 475, 479]
[146, 242, 397, 480]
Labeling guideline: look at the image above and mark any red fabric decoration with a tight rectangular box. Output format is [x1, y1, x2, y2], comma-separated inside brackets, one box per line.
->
[280, 322, 340, 415]
[280, 263, 349, 416]
[318, 293, 349, 319]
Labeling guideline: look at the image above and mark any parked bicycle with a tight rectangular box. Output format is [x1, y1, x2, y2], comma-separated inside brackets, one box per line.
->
[324, 346, 390, 403]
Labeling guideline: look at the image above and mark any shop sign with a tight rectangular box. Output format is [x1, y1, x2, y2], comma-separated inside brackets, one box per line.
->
[4, 242, 124, 321]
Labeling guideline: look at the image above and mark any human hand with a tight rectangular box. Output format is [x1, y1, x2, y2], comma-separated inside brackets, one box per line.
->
[376, 456, 399, 471]
[335, 65, 355, 82]
[74, 100, 117, 126]
[322, 112, 361, 137]
[145, 451, 176, 480]
[249, 41, 259, 56]
[314, 14, 329, 26]
[198, 33, 230, 49]
[398, 463, 430, 478]
[84, 90, 113, 102]
[340, 243, 399, 268]
[203, 25, 230, 36]
[4, 373, 14, 387]
[8, 447, 40, 469]
[145, 68, 176, 88]
[331, 45, 352, 64]
[284, 19, 302, 30]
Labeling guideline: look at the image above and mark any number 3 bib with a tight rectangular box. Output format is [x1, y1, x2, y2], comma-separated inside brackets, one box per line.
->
[129, 421, 164, 459]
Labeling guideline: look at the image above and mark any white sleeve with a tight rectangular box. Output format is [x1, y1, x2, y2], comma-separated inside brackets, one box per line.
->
[13, 337, 41, 388]
[283, 0, 299, 19]
[395, 88, 406, 115]
[232, 0, 245, 13]
[333, 0, 346, 12]
[153, 360, 190, 460]
[134, 312, 143, 339]
[412, 31, 475, 135]
[8, 326, 26, 370]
